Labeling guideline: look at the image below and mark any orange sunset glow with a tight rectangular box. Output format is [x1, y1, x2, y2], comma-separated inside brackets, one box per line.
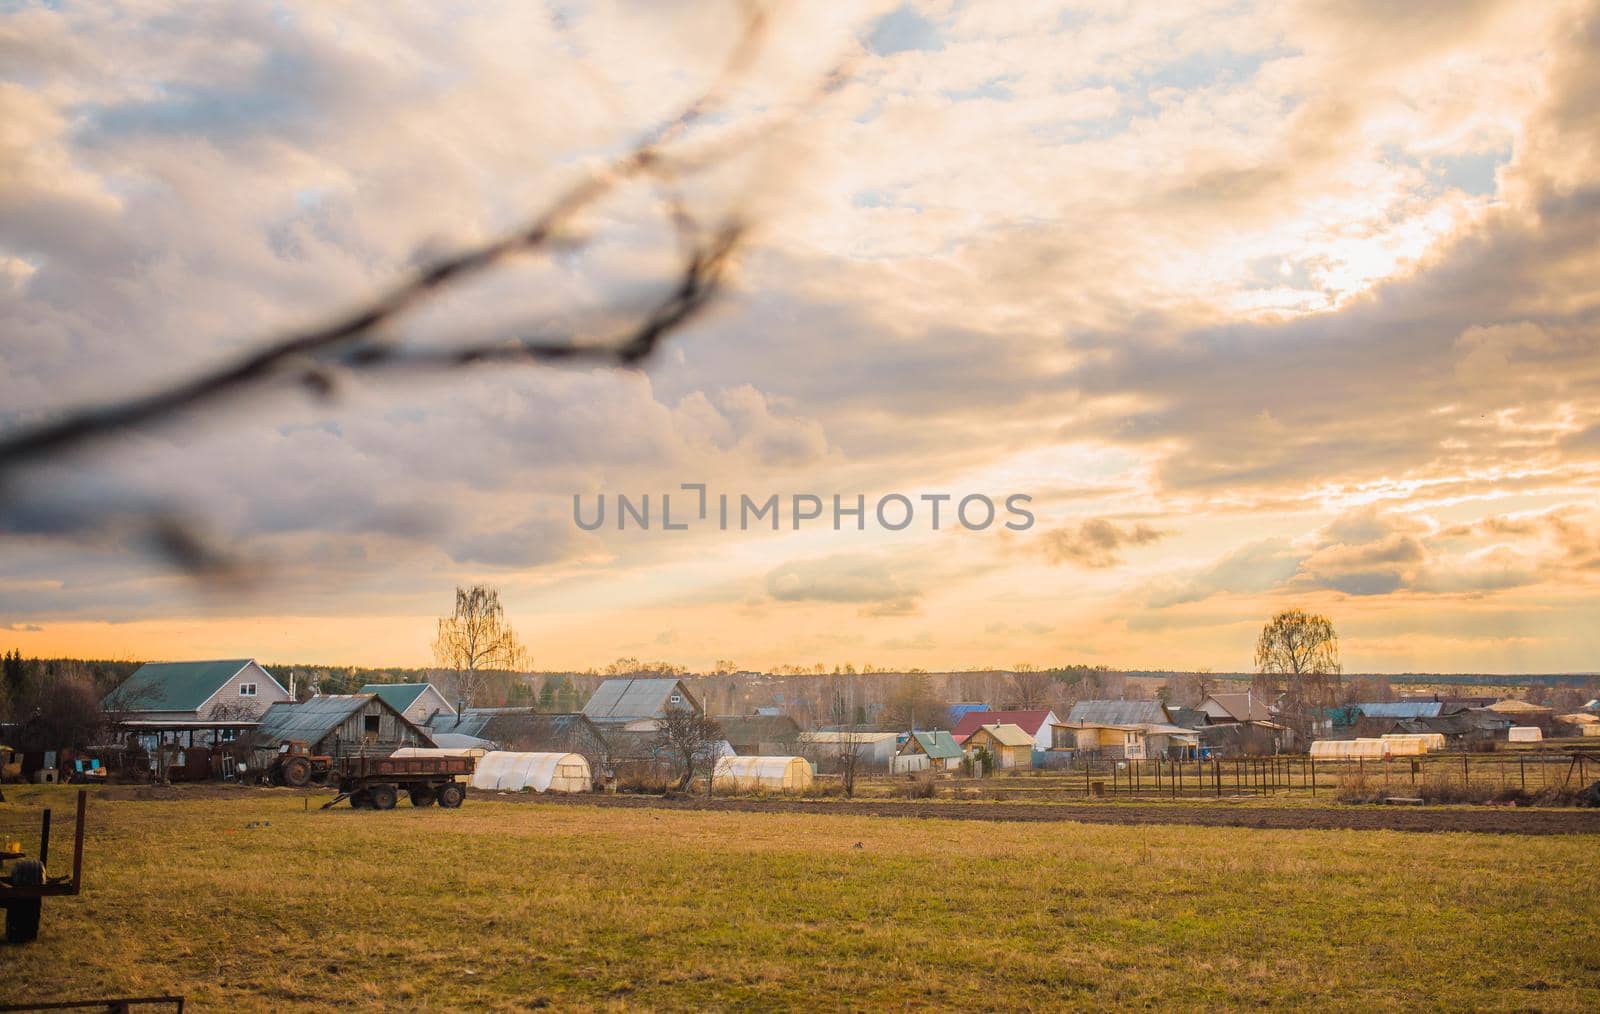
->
[2, 1, 1598, 674]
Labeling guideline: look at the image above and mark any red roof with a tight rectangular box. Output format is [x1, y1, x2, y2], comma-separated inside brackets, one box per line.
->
[951, 709, 1055, 740]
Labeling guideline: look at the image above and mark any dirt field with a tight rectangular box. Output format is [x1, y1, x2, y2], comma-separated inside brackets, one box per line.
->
[531, 792, 1600, 835]
[4, 785, 1600, 1009]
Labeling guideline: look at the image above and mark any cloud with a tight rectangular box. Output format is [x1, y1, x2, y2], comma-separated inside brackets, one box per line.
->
[2, 623, 44, 633]
[765, 552, 921, 616]
[1152, 504, 1598, 608]
[1037, 519, 1165, 568]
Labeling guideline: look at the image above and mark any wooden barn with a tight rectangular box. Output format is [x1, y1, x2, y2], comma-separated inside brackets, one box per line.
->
[248, 693, 434, 769]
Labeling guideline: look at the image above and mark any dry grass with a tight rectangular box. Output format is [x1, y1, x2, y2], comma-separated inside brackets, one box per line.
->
[3, 784, 1599, 1010]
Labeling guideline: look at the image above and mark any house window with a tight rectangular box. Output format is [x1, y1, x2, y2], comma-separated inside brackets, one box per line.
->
[364, 715, 381, 735]
[239, 683, 257, 697]
[669, 693, 683, 705]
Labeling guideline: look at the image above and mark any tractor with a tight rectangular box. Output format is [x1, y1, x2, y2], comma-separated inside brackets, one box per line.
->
[265, 740, 332, 788]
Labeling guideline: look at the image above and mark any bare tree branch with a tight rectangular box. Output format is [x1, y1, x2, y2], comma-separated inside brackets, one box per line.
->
[0, 12, 774, 477]
[0, 5, 861, 579]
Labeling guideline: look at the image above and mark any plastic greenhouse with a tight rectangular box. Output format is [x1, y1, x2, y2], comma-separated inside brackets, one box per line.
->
[713, 755, 813, 792]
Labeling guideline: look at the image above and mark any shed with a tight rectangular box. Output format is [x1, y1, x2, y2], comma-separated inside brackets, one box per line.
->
[250, 694, 433, 762]
[964, 724, 1033, 769]
[713, 755, 812, 792]
[798, 731, 900, 772]
[471, 751, 592, 792]
[1507, 726, 1543, 743]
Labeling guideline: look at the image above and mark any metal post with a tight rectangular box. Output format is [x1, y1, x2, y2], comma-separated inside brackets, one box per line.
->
[1310, 756, 1316, 798]
[39, 806, 52, 867]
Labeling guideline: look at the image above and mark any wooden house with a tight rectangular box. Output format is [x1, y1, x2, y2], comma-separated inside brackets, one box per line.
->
[963, 723, 1034, 769]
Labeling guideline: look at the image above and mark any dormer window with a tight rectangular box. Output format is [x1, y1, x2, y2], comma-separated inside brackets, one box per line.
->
[240, 683, 258, 697]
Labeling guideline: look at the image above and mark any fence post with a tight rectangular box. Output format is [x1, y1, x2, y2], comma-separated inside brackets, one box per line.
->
[1310, 756, 1316, 797]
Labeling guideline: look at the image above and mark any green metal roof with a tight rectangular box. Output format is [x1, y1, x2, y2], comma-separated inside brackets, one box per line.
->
[910, 730, 963, 760]
[104, 659, 264, 713]
[359, 683, 432, 712]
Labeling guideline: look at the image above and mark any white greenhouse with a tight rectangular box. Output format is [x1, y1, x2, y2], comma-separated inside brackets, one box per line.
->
[468, 751, 592, 792]
[1379, 732, 1446, 753]
[713, 755, 813, 792]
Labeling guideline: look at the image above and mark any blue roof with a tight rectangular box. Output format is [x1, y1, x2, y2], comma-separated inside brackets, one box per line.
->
[1357, 702, 1442, 719]
[947, 703, 989, 723]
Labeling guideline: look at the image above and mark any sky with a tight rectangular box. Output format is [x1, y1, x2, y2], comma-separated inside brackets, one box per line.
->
[1, 0, 1598, 673]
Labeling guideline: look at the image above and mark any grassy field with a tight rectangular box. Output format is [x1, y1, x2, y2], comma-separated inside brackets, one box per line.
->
[3, 786, 1598, 1010]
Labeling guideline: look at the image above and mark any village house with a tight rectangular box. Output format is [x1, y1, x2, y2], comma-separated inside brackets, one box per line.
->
[103, 659, 291, 723]
[963, 723, 1034, 769]
[582, 677, 702, 732]
[1198, 692, 1273, 725]
[1052, 721, 1201, 760]
[1066, 699, 1174, 727]
[895, 730, 964, 773]
[950, 709, 1059, 752]
[358, 682, 454, 726]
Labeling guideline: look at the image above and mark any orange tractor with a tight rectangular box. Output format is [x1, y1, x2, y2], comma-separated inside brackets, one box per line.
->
[264, 740, 333, 788]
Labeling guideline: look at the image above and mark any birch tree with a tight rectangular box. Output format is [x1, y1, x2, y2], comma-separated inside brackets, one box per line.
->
[432, 585, 528, 706]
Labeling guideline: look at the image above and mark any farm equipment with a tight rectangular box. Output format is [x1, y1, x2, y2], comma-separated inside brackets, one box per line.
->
[265, 740, 333, 788]
[1, 789, 86, 944]
[321, 753, 474, 810]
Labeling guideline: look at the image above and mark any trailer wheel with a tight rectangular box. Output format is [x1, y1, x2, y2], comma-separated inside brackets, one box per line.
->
[349, 789, 372, 809]
[280, 756, 312, 788]
[437, 783, 464, 808]
[409, 787, 437, 807]
[368, 784, 398, 811]
[5, 860, 44, 943]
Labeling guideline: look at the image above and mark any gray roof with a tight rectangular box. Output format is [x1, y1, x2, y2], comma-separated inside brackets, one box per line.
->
[581, 678, 698, 723]
[254, 695, 371, 748]
[1066, 700, 1168, 726]
[1358, 702, 1443, 719]
[715, 715, 800, 746]
[425, 709, 606, 753]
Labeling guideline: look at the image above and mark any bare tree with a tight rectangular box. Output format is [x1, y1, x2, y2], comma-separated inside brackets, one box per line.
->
[433, 585, 528, 707]
[1254, 608, 1342, 749]
[1005, 665, 1054, 710]
[836, 728, 866, 798]
[654, 709, 724, 792]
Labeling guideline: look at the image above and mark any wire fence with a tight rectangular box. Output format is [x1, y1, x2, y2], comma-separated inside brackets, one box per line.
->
[921, 749, 1600, 801]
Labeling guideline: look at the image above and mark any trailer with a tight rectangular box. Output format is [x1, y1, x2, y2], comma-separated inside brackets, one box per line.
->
[321, 753, 474, 810]
[1, 789, 87, 943]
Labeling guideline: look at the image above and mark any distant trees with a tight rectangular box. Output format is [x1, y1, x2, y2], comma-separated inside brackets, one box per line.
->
[1254, 608, 1342, 747]
[880, 674, 941, 730]
[1004, 665, 1054, 710]
[432, 585, 528, 707]
[9, 668, 105, 754]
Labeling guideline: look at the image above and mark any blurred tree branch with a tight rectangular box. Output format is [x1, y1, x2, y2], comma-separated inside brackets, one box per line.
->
[0, 3, 852, 574]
